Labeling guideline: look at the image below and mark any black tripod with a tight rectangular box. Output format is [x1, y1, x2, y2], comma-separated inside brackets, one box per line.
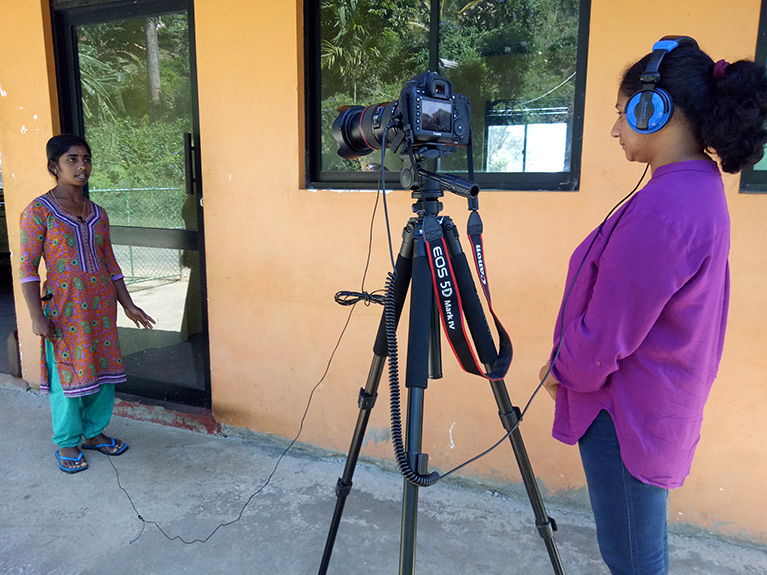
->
[318, 165, 565, 575]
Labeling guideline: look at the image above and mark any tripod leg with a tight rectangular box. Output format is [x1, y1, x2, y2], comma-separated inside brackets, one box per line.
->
[399, 385, 427, 575]
[399, 246, 434, 575]
[437, 223, 565, 573]
[490, 379, 566, 575]
[318, 249, 414, 575]
[317, 356, 385, 575]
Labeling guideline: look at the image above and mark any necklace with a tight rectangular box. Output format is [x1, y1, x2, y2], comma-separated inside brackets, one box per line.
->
[48, 190, 89, 222]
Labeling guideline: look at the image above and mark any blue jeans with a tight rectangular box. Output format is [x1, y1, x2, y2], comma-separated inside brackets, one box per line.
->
[578, 410, 669, 575]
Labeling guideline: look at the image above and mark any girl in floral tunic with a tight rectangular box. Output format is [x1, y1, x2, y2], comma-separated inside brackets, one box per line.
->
[20, 134, 155, 473]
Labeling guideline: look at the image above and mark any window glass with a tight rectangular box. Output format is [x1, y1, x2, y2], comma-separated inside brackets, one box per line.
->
[77, 15, 194, 224]
[740, 59, 767, 190]
[318, 0, 429, 175]
[309, 0, 589, 190]
[740, 0, 767, 192]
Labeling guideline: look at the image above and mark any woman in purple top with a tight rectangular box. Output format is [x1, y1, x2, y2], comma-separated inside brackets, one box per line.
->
[540, 37, 767, 574]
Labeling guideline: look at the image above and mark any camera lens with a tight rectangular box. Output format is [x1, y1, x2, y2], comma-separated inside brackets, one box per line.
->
[332, 101, 400, 160]
[331, 72, 471, 161]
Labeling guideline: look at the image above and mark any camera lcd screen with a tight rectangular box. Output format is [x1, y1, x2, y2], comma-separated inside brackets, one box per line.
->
[421, 98, 452, 133]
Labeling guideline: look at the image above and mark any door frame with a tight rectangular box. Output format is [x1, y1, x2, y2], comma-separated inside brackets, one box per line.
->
[51, 0, 211, 408]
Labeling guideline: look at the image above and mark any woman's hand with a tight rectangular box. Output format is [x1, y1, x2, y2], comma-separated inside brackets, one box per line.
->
[113, 278, 155, 329]
[539, 362, 560, 401]
[32, 316, 57, 342]
[123, 304, 156, 329]
[21, 281, 56, 342]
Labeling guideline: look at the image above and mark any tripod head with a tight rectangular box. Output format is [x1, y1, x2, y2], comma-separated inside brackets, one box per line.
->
[399, 143, 479, 207]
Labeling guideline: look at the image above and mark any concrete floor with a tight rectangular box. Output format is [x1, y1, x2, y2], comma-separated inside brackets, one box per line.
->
[1, 374, 765, 575]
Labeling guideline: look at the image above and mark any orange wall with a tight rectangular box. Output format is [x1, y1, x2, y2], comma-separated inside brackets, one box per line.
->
[192, 0, 767, 543]
[0, 0, 60, 379]
[2, 0, 765, 544]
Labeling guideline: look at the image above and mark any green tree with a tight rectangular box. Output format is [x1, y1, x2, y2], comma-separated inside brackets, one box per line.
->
[321, 0, 427, 104]
[318, 0, 584, 174]
[77, 14, 193, 228]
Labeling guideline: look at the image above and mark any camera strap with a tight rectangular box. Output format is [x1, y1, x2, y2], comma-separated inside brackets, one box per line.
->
[423, 214, 512, 381]
[466, 210, 494, 306]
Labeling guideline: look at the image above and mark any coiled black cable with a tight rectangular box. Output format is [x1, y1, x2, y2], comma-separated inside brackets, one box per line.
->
[384, 270, 440, 486]
[334, 290, 386, 306]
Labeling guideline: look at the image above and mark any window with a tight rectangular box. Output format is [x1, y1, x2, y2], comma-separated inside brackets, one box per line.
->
[740, 0, 767, 193]
[305, 0, 591, 191]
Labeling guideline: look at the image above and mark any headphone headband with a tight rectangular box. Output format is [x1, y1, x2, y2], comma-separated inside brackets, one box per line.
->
[642, 36, 699, 86]
[654, 35, 698, 51]
[626, 35, 699, 133]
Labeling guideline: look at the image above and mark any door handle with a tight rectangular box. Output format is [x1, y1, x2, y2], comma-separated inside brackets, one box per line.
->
[184, 132, 196, 195]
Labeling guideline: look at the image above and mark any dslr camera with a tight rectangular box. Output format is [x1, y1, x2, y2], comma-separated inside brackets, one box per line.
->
[332, 72, 472, 160]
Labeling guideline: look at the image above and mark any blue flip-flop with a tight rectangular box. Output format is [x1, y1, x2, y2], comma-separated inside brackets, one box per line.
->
[81, 437, 129, 456]
[56, 450, 88, 474]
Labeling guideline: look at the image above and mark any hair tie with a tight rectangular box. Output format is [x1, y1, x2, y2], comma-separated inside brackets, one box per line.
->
[713, 59, 730, 80]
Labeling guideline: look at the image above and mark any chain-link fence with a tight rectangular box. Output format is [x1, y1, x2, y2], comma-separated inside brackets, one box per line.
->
[111, 245, 184, 287]
[90, 188, 190, 288]
[90, 187, 186, 228]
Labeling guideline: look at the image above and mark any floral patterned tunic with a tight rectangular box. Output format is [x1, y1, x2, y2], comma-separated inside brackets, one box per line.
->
[19, 194, 126, 397]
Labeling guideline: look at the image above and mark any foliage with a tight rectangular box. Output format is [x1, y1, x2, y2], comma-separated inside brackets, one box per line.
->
[318, 0, 584, 174]
[78, 15, 191, 124]
[86, 117, 189, 228]
[320, 0, 429, 105]
[77, 14, 192, 229]
[87, 117, 188, 190]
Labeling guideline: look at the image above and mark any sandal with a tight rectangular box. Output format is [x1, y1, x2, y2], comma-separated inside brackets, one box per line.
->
[81, 436, 129, 456]
[56, 450, 88, 474]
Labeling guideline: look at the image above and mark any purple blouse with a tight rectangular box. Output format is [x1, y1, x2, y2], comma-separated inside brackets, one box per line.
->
[549, 160, 730, 489]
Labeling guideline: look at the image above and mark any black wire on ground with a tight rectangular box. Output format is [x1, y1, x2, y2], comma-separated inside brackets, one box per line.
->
[107, 172, 388, 545]
[106, 152, 649, 543]
[109, 300, 358, 545]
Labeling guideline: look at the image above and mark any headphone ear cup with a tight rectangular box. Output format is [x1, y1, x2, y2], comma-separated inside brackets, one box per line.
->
[625, 88, 674, 133]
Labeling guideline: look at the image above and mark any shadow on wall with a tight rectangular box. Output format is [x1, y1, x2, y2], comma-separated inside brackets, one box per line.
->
[0, 187, 20, 376]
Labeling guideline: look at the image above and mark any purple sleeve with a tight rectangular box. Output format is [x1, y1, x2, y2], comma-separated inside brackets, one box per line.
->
[100, 208, 124, 281]
[552, 207, 697, 393]
[18, 203, 45, 284]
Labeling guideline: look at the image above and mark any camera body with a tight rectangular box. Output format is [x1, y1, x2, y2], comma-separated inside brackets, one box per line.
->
[332, 72, 472, 160]
[399, 72, 471, 147]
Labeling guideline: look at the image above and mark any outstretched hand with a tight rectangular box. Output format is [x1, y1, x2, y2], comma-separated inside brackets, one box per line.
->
[123, 304, 156, 329]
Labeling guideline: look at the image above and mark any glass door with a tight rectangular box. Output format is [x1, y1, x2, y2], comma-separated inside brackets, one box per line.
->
[54, 0, 210, 407]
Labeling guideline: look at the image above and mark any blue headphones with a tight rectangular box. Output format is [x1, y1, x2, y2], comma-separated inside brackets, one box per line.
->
[625, 36, 699, 133]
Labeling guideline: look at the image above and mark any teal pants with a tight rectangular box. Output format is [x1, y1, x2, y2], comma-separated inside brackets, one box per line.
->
[46, 339, 115, 448]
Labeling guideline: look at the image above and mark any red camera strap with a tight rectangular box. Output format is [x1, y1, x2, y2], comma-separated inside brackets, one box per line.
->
[423, 213, 513, 381]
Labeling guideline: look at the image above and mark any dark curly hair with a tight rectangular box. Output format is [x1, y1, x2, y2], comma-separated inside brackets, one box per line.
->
[620, 43, 767, 174]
